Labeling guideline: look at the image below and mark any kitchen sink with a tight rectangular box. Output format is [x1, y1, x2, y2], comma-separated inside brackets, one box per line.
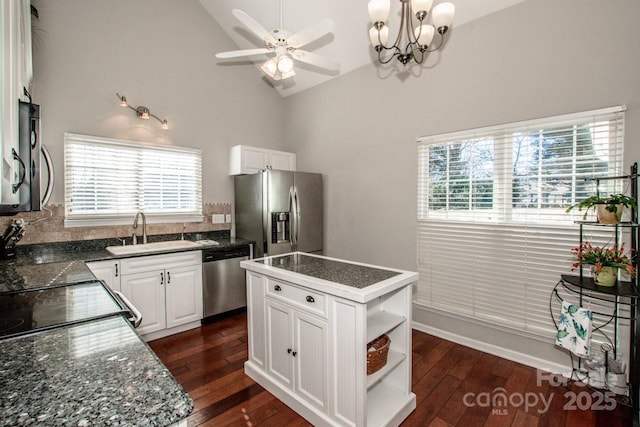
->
[106, 240, 201, 256]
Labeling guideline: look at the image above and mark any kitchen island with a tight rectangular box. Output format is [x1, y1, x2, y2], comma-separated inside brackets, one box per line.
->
[241, 252, 417, 427]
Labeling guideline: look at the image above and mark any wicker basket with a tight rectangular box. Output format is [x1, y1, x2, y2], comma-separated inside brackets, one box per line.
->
[367, 334, 390, 375]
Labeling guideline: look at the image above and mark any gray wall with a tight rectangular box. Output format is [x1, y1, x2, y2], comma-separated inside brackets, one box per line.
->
[31, 0, 285, 205]
[284, 0, 640, 270]
[283, 0, 640, 365]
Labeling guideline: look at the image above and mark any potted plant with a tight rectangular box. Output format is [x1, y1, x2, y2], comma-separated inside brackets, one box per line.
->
[571, 242, 636, 286]
[565, 193, 636, 224]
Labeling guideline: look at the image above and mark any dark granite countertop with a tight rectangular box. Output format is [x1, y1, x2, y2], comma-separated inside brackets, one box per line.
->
[0, 315, 193, 426]
[0, 232, 253, 293]
[260, 252, 401, 289]
[0, 231, 254, 426]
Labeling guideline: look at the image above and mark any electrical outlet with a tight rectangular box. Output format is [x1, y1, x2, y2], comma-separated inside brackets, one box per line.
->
[212, 214, 225, 224]
[225, 214, 232, 223]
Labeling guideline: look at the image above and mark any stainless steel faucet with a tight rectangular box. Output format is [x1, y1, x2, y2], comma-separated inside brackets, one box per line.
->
[132, 211, 147, 245]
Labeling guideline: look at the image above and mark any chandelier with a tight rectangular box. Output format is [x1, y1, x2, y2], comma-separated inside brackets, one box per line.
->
[368, 0, 455, 65]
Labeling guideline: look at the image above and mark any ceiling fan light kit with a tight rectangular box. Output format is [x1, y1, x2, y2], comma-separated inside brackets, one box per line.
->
[215, 3, 340, 82]
[368, 0, 455, 65]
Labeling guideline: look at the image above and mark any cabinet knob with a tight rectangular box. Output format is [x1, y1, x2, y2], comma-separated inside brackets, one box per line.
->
[114, 263, 118, 277]
[167, 271, 171, 284]
[306, 296, 315, 303]
[287, 348, 292, 354]
[292, 350, 297, 357]
[274, 285, 281, 292]
[160, 272, 164, 285]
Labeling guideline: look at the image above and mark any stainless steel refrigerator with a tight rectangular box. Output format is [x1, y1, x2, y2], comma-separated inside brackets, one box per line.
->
[234, 170, 323, 258]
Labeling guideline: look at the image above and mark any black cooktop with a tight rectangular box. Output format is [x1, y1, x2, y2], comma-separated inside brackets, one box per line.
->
[0, 281, 128, 339]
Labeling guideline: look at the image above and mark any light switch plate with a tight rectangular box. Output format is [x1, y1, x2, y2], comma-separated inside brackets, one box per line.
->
[225, 214, 232, 223]
[212, 214, 225, 224]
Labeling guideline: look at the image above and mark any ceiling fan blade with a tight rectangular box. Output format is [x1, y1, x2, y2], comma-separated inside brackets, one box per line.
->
[232, 9, 276, 45]
[288, 19, 334, 49]
[291, 50, 340, 72]
[216, 48, 272, 59]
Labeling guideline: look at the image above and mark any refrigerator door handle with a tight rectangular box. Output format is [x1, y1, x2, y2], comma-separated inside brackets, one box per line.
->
[293, 186, 300, 251]
[289, 186, 296, 251]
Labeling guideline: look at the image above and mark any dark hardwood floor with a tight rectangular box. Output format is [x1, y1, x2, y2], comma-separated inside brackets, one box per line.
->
[149, 311, 632, 427]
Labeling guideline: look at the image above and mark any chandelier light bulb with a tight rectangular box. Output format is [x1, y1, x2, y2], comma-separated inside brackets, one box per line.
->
[432, 2, 455, 33]
[369, 25, 389, 48]
[277, 55, 294, 74]
[411, 0, 433, 17]
[414, 24, 435, 47]
[368, 0, 390, 25]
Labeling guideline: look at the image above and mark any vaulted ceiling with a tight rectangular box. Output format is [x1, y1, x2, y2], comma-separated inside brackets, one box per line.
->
[199, 0, 526, 97]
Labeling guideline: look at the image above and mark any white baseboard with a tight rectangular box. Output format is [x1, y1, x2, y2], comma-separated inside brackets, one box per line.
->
[141, 321, 201, 342]
[411, 320, 571, 376]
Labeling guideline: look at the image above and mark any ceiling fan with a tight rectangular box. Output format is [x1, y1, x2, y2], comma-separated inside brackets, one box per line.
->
[215, 4, 340, 81]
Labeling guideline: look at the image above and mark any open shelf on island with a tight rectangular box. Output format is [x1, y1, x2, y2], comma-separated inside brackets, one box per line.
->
[366, 381, 415, 427]
[367, 349, 405, 390]
[367, 310, 405, 343]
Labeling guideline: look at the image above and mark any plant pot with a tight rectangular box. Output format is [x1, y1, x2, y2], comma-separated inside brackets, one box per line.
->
[592, 266, 618, 287]
[596, 204, 623, 224]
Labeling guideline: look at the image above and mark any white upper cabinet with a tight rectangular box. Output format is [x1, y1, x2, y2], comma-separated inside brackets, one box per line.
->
[229, 145, 296, 175]
[0, 0, 32, 205]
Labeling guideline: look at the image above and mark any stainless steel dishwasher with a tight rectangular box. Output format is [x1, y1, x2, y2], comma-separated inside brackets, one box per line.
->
[202, 244, 252, 320]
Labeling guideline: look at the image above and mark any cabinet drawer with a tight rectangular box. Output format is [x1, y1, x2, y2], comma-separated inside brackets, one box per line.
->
[121, 251, 201, 275]
[266, 278, 326, 318]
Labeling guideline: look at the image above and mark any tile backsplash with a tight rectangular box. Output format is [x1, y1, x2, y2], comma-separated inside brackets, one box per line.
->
[0, 203, 232, 246]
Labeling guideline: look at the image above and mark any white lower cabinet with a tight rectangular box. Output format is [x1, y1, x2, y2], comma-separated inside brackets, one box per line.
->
[86, 260, 121, 292]
[119, 251, 203, 339]
[266, 298, 328, 411]
[245, 272, 414, 427]
[121, 269, 166, 334]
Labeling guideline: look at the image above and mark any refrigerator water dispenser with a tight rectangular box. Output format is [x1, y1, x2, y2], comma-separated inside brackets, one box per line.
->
[271, 212, 290, 243]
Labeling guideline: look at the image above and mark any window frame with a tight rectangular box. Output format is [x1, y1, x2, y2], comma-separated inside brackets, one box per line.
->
[416, 106, 628, 344]
[64, 133, 203, 228]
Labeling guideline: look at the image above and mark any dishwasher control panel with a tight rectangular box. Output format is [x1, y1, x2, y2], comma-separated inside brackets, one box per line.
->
[202, 245, 251, 262]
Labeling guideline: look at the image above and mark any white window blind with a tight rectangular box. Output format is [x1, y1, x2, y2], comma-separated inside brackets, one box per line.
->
[416, 106, 628, 343]
[64, 133, 203, 227]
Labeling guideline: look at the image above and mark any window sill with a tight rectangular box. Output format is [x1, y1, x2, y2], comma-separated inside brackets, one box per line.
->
[64, 214, 204, 228]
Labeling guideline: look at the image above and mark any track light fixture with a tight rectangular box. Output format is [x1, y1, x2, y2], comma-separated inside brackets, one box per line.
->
[116, 93, 169, 130]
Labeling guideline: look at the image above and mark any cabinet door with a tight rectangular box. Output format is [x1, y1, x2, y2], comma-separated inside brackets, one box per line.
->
[86, 260, 121, 292]
[294, 311, 328, 411]
[229, 145, 269, 175]
[121, 270, 166, 335]
[165, 264, 203, 329]
[1, 0, 31, 205]
[269, 150, 296, 171]
[266, 299, 294, 388]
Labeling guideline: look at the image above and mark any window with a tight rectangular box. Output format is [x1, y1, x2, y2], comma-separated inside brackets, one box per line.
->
[416, 106, 628, 342]
[64, 133, 202, 227]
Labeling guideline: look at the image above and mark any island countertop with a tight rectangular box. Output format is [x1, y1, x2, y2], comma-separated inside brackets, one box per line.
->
[241, 252, 418, 303]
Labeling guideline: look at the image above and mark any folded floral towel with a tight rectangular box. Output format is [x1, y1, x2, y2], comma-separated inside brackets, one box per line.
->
[556, 301, 593, 358]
